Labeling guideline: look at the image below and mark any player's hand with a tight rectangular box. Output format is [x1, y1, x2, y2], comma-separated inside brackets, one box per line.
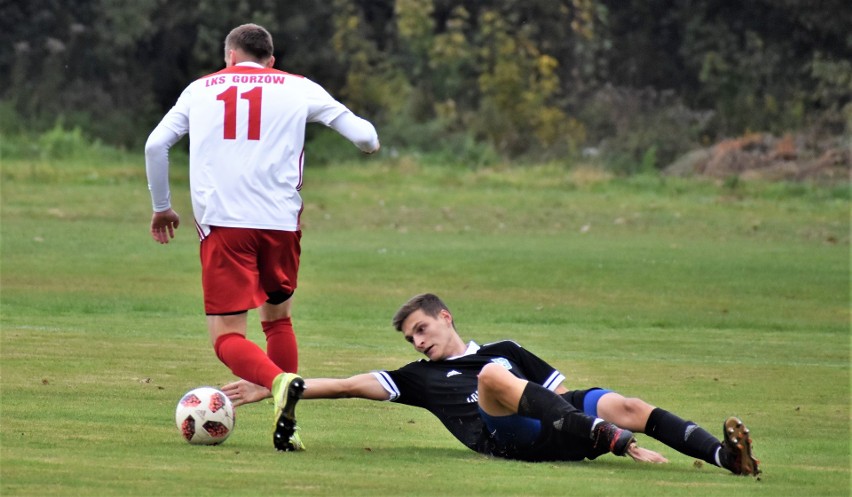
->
[150, 209, 180, 244]
[626, 442, 669, 463]
[364, 142, 380, 154]
[221, 379, 272, 407]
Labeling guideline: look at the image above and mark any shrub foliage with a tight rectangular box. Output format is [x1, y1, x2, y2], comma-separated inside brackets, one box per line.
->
[2, 0, 849, 167]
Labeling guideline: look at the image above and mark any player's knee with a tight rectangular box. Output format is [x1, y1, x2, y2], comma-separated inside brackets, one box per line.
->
[266, 290, 293, 305]
[477, 363, 507, 390]
[622, 397, 654, 421]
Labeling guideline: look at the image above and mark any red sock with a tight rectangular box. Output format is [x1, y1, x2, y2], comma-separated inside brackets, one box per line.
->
[262, 317, 298, 373]
[214, 333, 282, 390]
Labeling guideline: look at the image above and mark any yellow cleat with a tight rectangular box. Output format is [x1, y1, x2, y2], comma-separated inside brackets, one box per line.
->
[271, 373, 306, 451]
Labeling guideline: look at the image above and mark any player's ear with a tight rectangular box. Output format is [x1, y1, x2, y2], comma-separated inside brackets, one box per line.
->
[264, 55, 275, 68]
[439, 309, 453, 326]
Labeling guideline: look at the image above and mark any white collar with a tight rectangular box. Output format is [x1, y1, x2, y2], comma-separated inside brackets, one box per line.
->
[235, 61, 264, 68]
[446, 341, 479, 360]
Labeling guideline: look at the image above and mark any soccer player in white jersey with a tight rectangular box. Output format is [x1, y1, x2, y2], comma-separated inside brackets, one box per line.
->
[223, 294, 761, 477]
[145, 23, 380, 452]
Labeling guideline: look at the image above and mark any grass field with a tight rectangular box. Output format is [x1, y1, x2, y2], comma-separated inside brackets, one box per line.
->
[1, 152, 849, 496]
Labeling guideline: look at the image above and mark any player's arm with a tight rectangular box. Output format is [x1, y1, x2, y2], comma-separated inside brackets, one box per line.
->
[145, 124, 184, 244]
[222, 373, 390, 407]
[145, 102, 188, 243]
[328, 112, 380, 154]
[144, 125, 181, 212]
[304, 373, 390, 401]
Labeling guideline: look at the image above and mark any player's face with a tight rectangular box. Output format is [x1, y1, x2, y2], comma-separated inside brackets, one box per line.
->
[400, 309, 458, 360]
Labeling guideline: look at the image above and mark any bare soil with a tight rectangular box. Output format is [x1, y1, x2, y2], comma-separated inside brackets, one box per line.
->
[664, 132, 850, 184]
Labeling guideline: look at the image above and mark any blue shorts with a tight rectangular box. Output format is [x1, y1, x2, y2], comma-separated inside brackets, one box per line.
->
[480, 388, 612, 448]
[582, 388, 611, 417]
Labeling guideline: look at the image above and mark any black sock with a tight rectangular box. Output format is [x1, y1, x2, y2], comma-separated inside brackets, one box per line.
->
[517, 382, 596, 438]
[644, 408, 723, 466]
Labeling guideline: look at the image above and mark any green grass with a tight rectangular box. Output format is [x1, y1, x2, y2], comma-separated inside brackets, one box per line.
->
[1, 153, 849, 496]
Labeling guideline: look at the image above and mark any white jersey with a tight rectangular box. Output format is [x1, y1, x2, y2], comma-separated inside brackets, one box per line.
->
[146, 61, 377, 238]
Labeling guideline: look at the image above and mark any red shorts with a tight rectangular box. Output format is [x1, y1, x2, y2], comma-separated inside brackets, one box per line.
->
[199, 227, 301, 315]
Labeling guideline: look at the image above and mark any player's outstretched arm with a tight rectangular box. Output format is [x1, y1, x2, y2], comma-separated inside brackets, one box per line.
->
[303, 373, 389, 401]
[222, 373, 389, 408]
[329, 112, 380, 154]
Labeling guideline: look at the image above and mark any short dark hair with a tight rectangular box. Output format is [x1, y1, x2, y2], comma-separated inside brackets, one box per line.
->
[224, 23, 274, 61]
[392, 293, 452, 331]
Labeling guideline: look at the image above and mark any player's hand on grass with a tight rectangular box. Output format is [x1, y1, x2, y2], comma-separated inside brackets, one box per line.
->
[626, 442, 669, 463]
[221, 379, 271, 407]
[150, 209, 180, 244]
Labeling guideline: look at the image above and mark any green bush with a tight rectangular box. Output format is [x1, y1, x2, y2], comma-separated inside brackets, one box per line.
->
[38, 123, 92, 160]
[578, 86, 712, 174]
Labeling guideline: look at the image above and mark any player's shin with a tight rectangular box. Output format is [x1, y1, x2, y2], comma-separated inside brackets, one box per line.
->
[644, 408, 722, 465]
[214, 333, 282, 390]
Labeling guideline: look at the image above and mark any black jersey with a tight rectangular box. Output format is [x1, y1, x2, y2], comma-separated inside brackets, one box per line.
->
[373, 340, 566, 458]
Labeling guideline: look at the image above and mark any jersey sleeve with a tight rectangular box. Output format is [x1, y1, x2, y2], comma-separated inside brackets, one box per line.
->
[157, 86, 191, 136]
[144, 125, 182, 211]
[372, 362, 429, 408]
[370, 371, 399, 401]
[302, 78, 350, 125]
[329, 112, 379, 152]
[483, 341, 565, 391]
[144, 87, 191, 212]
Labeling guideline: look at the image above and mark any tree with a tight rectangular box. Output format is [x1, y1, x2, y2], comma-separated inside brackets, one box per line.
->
[3, 0, 847, 164]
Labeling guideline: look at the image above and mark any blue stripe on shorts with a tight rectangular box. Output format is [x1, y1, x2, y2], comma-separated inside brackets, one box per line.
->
[582, 388, 613, 417]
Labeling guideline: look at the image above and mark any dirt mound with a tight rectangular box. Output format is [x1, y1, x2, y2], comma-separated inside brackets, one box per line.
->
[664, 132, 850, 183]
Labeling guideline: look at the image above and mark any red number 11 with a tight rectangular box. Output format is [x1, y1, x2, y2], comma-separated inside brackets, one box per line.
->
[216, 86, 263, 140]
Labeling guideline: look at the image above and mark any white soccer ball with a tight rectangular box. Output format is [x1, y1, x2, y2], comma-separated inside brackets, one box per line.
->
[175, 387, 235, 445]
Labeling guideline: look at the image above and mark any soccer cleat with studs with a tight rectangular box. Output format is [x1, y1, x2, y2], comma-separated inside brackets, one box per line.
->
[721, 416, 761, 477]
[271, 373, 306, 452]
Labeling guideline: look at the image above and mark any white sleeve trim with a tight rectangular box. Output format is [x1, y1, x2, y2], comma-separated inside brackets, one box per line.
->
[371, 371, 399, 401]
[542, 371, 565, 391]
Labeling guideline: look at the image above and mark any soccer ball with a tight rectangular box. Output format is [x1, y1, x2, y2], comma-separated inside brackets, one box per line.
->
[175, 387, 235, 445]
